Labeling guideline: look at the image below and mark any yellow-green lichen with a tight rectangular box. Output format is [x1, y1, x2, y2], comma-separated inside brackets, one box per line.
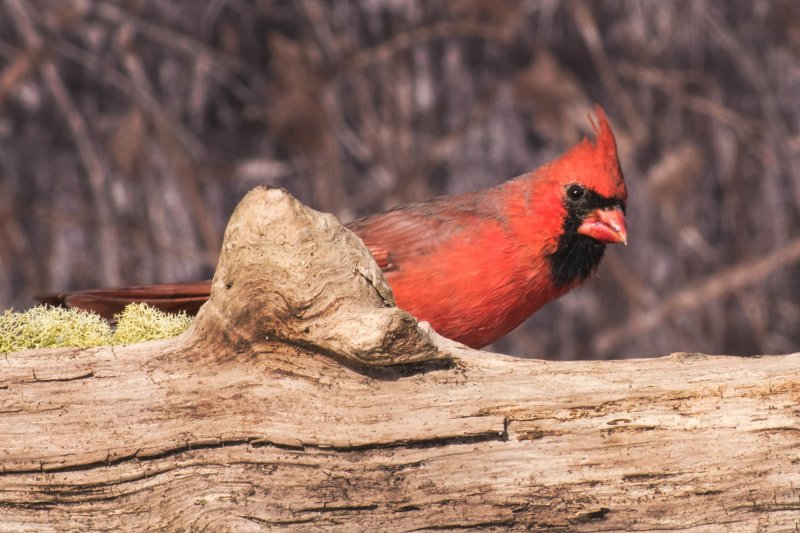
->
[112, 303, 194, 345]
[0, 303, 194, 353]
[0, 306, 113, 353]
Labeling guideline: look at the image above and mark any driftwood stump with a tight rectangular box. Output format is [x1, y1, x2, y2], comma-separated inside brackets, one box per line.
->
[2, 187, 799, 532]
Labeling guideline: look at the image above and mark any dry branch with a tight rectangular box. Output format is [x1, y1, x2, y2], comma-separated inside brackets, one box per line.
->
[6, 0, 122, 286]
[1, 188, 799, 531]
[341, 19, 514, 74]
[569, 0, 648, 145]
[598, 235, 800, 352]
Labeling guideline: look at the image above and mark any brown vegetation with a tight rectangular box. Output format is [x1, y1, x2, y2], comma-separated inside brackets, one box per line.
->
[0, 1, 799, 358]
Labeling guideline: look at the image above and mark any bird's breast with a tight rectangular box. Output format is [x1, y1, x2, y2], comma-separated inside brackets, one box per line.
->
[384, 223, 561, 348]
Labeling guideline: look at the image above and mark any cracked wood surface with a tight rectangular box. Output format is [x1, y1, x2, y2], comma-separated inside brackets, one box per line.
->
[2, 188, 799, 531]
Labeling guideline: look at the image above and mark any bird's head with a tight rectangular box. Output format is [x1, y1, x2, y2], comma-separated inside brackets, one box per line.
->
[551, 105, 627, 241]
[507, 106, 628, 287]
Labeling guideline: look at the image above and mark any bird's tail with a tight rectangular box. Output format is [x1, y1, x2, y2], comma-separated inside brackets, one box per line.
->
[36, 281, 212, 321]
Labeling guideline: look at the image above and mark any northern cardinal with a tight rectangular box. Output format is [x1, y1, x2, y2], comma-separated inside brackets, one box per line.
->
[40, 106, 627, 348]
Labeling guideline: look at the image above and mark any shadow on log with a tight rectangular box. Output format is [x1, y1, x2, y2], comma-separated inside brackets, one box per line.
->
[1, 187, 799, 531]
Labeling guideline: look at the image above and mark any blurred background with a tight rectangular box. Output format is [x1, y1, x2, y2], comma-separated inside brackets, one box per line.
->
[0, 0, 798, 359]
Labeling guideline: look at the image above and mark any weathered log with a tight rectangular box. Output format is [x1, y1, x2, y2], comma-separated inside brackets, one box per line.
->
[1, 187, 798, 532]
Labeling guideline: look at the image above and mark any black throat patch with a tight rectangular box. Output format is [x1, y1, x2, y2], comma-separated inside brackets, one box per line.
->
[547, 188, 624, 287]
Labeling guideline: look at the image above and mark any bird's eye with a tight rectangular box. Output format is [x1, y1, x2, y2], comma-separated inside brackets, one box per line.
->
[566, 184, 585, 202]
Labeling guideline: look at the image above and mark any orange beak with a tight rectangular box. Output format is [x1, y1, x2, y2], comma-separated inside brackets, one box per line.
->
[577, 207, 628, 245]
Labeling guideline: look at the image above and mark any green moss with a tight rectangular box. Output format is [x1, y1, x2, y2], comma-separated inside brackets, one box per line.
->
[112, 303, 194, 345]
[0, 304, 194, 353]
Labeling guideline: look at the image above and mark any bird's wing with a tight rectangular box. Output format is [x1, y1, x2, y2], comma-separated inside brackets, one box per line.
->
[346, 194, 487, 272]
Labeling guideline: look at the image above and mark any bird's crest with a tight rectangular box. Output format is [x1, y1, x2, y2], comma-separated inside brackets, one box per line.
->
[560, 105, 626, 201]
[588, 106, 616, 163]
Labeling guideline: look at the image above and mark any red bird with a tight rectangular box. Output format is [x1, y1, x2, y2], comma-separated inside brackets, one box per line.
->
[41, 106, 627, 349]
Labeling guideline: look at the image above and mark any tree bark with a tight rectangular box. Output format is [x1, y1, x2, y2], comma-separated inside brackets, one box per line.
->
[1, 187, 798, 532]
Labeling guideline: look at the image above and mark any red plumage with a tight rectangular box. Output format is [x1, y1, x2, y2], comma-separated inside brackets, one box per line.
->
[40, 106, 628, 349]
